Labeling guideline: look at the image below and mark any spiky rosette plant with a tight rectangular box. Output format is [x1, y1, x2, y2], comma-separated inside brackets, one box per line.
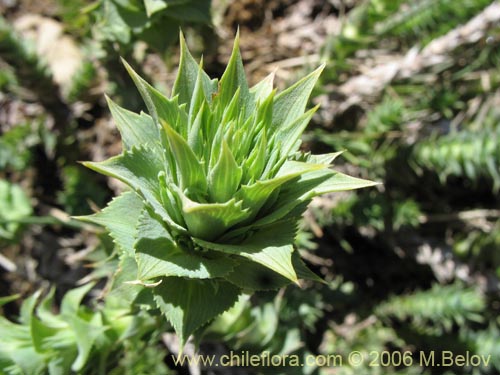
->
[78, 32, 377, 346]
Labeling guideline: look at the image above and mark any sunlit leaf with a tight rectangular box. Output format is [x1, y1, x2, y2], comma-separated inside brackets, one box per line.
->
[153, 277, 240, 348]
[135, 208, 236, 280]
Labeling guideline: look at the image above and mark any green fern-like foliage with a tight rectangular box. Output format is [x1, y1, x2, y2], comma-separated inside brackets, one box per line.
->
[463, 325, 500, 372]
[311, 3, 499, 375]
[374, 0, 492, 44]
[413, 111, 500, 191]
[322, 0, 492, 79]
[376, 283, 485, 333]
[453, 222, 500, 269]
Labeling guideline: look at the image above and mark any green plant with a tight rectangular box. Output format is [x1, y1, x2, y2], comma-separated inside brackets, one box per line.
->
[0, 284, 169, 374]
[78, 32, 376, 347]
[0, 122, 40, 172]
[413, 118, 500, 191]
[0, 180, 32, 242]
[374, 0, 491, 45]
[322, 0, 492, 75]
[453, 221, 500, 272]
[57, 165, 109, 216]
[376, 283, 485, 333]
[463, 325, 500, 372]
[92, 0, 211, 52]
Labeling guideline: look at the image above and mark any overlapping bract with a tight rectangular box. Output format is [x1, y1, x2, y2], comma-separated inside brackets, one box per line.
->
[79, 33, 377, 345]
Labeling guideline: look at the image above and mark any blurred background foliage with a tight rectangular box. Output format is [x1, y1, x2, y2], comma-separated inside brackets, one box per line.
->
[0, 0, 499, 374]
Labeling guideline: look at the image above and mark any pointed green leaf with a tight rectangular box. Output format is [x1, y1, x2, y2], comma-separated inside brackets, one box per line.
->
[135, 208, 236, 280]
[250, 71, 275, 102]
[251, 169, 378, 230]
[238, 244, 299, 284]
[224, 259, 290, 291]
[122, 59, 188, 134]
[274, 105, 319, 159]
[237, 161, 326, 216]
[153, 277, 241, 348]
[75, 191, 144, 256]
[158, 172, 186, 226]
[194, 220, 299, 283]
[230, 117, 255, 164]
[306, 151, 344, 165]
[175, 187, 250, 241]
[244, 172, 331, 232]
[1, 345, 45, 375]
[60, 282, 95, 316]
[311, 170, 380, 195]
[162, 121, 207, 195]
[66, 315, 107, 372]
[19, 290, 41, 325]
[0, 294, 19, 307]
[83, 146, 185, 233]
[173, 32, 217, 107]
[106, 256, 153, 310]
[220, 87, 241, 127]
[271, 65, 324, 134]
[30, 315, 58, 353]
[0, 315, 30, 342]
[274, 160, 327, 179]
[260, 143, 282, 179]
[242, 127, 267, 183]
[292, 251, 325, 284]
[217, 31, 252, 116]
[222, 247, 324, 289]
[208, 117, 226, 168]
[208, 140, 242, 203]
[254, 89, 275, 132]
[187, 102, 205, 157]
[83, 150, 162, 196]
[237, 88, 273, 174]
[47, 349, 77, 375]
[36, 288, 67, 329]
[188, 61, 208, 126]
[106, 96, 160, 151]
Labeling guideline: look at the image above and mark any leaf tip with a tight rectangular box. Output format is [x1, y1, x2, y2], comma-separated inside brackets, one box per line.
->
[104, 93, 113, 105]
[179, 29, 187, 51]
[80, 160, 93, 169]
[119, 56, 130, 69]
[120, 58, 139, 81]
[232, 27, 241, 53]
